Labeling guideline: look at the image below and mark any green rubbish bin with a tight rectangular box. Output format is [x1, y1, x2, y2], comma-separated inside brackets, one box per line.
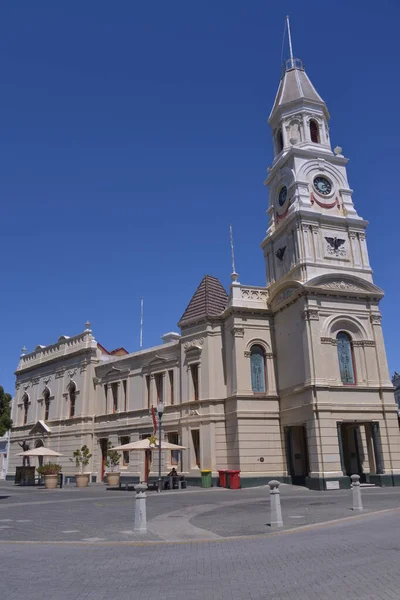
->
[200, 469, 212, 488]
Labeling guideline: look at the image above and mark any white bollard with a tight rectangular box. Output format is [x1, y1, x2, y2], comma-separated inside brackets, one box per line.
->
[268, 480, 283, 528]
[134, 483, 148, 534]
[351, 474, 363, 511]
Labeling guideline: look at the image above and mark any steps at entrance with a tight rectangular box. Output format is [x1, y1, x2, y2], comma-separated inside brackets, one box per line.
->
[360, 483, 376, 488]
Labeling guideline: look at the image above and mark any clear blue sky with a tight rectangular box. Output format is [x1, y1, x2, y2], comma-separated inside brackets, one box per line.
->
[1, 1, 399, 394]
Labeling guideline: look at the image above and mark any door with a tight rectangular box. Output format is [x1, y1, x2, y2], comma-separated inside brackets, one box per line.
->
[99, 439, 108, 482]
[285, 425, 309, 486]
[341, 424, 366, 482]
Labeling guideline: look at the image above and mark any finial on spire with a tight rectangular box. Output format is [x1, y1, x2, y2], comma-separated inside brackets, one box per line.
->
[21, 346, 27, 356]
[286, 16, 294, 62]
[282, 16, 304, 73]
[84, 321, 92, 332]
[230, 224, 240, 284]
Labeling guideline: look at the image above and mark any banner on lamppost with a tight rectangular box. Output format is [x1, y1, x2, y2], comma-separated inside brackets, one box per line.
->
[151, 406, 157, 435]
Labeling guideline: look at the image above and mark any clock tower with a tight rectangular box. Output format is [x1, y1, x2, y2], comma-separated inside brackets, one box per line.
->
[260, 52, 400, 491]
[261, 56, 371, 288]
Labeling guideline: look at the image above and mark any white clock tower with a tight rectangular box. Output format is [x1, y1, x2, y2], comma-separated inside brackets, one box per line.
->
[260, 46, 400, 490]
[261, 56, 371, 288]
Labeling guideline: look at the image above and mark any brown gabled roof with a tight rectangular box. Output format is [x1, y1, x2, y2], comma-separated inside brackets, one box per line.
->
[179, 275, 228, 326]
[97, 343, 129, 355]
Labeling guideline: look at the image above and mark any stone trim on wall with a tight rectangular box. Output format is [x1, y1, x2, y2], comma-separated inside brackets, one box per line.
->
[320, 337, 375, 347]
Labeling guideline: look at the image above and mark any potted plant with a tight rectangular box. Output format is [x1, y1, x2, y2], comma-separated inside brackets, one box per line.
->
[105, 441, 121, 486]
[73, 444, 92, 487]
[37, 463, 62, 489]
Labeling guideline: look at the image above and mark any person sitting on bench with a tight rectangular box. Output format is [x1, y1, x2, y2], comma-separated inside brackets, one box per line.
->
[164, 468, 178, 489]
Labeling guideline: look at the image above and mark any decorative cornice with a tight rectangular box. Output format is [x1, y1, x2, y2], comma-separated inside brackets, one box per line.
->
[183, 338, 204, 351]
[321, 337, 375, 348]
[320, 280, 363, 292]
[303, 309, 319, 321]
[55, 368, 65, 379]
[320, 337, 337, 345]
[370, 314, 382, 325]
[231, 327, 245, 338]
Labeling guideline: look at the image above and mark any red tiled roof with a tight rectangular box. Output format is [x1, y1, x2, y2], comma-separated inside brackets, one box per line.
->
[179, 275, 228, 326]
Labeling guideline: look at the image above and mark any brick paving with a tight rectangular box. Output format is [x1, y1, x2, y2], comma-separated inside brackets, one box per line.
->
[1, 510, 400, 599]
[0, 481, 400, 542]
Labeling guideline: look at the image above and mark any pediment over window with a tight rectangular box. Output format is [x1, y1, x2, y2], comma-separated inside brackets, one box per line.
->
[269, 281, 303, 309]
[103, 366, 126, 377]
[29, 420, 51, 436]
[305, 275, 384, 298]
[141, 354, 176, 374]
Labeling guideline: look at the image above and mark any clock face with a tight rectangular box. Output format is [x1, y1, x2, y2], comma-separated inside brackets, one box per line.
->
[314, 176, 332, 196]
[278, 186, 287, 207]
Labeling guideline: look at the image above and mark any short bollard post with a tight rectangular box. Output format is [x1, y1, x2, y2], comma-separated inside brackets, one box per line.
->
[134, 483, 148, 534]
[351, 474, 363, 511]
[268, 480, 283, 528]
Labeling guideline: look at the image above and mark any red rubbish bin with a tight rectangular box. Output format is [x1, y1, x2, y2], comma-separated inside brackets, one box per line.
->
[226, 470, 241, 489]
[218, 470, 227, 488]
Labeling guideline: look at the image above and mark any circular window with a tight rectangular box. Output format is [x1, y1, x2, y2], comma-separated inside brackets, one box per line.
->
[313, 176, 332, 196]
[278, 186, 287, 207]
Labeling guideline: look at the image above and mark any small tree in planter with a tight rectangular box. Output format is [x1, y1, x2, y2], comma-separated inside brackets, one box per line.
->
[105, 441, 121, 486]
[37, 463, 62, 490]
[73, 445, 92, 487]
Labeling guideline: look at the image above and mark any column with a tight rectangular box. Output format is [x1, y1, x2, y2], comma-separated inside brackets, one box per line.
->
[161, 372, 166, 405]
[149, 375, 155, 409]
[266, 352, 277, 395]
[106, 383, 112, 414]
[371, 422, 383, 475]
[284, 426, 293, 477]
[116, 381, 122, 413]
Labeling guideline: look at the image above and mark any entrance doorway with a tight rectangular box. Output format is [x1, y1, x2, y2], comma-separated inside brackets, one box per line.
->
[99, 438, 108, 481]
[285, 425, 310, 486]
[339, 424, 366, 482]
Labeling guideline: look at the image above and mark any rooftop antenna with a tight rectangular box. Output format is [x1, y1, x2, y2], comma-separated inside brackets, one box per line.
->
[139, 297, 144, 350]
[230, 224, 239, 283]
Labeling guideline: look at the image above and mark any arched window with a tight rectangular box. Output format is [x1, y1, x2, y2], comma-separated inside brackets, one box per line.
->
[310, 120, 320, 143]
[69, 382, 76, 418]
[22, 394, 29, 425]
[336, 332, 355, 384]
[276, 129, 284, 154]
[250, 345, 266, 393]
[43, 389, 50, 421]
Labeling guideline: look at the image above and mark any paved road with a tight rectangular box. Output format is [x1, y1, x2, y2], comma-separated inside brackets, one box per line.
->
[1, 509, 400, 600]
[0, 481, 399, 542]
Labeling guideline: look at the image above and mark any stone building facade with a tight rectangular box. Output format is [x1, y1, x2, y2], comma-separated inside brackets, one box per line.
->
[7, 55, 400, 489]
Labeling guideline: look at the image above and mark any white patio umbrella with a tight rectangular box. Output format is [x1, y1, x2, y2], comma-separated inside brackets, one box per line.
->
[16, 447, 63, 457]
[113, 438, 185, 451]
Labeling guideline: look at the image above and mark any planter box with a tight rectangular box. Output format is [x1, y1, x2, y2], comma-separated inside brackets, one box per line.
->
[106, 472, 120, 487]
[75, 473, 90, 488]
[44, 474, 59, 489]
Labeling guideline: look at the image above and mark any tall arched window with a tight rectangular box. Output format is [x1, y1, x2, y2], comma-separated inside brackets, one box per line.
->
[22, 394, 29, 425]
[276, 129, 284, 154]
[43, 389, 50, 421]
[336, 332, 355, 384]
[69, 382, 76, 418]
[250, 345, 266, 393]
[310, 120, 320, 143]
